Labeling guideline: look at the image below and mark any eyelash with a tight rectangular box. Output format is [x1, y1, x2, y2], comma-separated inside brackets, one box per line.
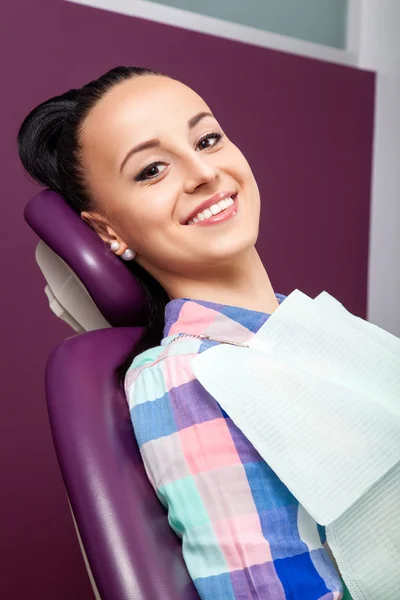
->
[197, 131, 223, 150]
[134, 132, 224, 182]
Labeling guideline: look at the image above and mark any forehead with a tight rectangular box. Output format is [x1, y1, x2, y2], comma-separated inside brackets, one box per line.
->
[82, 76, 210, 156]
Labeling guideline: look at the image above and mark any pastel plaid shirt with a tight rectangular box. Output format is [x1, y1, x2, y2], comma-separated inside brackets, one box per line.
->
[125, 294, 343, 599]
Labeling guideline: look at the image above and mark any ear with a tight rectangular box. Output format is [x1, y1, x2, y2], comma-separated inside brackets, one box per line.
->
[80, 211, 129, 255]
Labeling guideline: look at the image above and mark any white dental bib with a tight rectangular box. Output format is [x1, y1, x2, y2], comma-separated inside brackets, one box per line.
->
[192, 290, 400, 599]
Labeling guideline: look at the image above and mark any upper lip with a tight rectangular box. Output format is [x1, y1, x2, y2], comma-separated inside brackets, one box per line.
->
[182, 191, 237, 224]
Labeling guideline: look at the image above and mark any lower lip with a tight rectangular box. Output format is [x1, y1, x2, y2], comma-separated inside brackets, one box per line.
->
[188, 197, 238, 227]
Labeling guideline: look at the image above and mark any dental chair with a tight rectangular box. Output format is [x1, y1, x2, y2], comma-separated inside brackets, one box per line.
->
[25, 190, 199, 600]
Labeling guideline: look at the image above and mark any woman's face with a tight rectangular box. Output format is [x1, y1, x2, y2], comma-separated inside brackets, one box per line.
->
[81, 75, 261, 283]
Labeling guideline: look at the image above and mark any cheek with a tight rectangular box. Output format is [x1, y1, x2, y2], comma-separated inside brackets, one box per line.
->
[226, 144, 258, 188]
[115, 190, 173, 249]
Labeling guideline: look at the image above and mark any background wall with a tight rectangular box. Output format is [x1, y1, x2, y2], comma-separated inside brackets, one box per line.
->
[142, 0, 349, 48]
[357, 0, 400, 337]
[1, 0, 374, 597]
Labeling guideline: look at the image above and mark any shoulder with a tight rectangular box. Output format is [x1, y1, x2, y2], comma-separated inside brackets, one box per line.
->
[124, 344, 165, 400]
[130, 344, 166, 372]
[124, 338, 203, 406]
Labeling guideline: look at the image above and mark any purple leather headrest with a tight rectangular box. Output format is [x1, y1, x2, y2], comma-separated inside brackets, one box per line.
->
[24, 190, 146, 327]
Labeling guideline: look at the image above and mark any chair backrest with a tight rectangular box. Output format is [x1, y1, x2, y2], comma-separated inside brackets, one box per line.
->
[25, 191, 199, 600]
[25, 190, 147, 330]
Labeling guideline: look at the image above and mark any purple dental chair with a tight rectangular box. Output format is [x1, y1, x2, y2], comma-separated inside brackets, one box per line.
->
[25, 190, 199, 600]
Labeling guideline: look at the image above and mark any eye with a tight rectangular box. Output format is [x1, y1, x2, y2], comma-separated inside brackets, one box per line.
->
[196, 132, 223, 151]
[135, 161, 167, 182]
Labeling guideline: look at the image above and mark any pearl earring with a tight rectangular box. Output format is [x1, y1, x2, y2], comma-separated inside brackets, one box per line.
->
[110, 241, 120, 252]
[121, 248, 136, 261]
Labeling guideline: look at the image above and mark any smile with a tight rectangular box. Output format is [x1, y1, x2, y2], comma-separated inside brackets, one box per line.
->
[185, 194, 238, 226]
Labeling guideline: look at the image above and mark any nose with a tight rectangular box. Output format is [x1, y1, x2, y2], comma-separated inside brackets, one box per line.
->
[182, 152, 219, 194]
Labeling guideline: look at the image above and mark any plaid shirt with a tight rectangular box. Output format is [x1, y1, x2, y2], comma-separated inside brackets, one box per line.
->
[125, 295, 343, 599]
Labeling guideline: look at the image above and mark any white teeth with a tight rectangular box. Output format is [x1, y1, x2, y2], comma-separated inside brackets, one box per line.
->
[210, 203, 222, 215]
[187, 195, 235, 224]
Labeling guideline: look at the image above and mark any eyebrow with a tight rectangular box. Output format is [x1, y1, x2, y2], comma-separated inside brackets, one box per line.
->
[119, 111, 214, 173]
[187, 111, 214, 129]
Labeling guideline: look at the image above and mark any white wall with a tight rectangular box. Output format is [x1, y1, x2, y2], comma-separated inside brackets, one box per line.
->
[357, 0, 400, 335]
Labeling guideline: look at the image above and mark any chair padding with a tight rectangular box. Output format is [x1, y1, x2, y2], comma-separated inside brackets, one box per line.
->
[46, 327, 199, 600]
[25, 190, 146, 327]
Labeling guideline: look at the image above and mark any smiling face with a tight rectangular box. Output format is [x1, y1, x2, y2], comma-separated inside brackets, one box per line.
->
[80, 75, 261, 290]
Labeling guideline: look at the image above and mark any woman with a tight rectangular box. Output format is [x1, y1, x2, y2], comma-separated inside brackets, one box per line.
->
[18, 66, 344, 599]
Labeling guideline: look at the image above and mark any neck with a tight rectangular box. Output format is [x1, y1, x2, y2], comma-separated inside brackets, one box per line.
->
[155, 247, 279, 315]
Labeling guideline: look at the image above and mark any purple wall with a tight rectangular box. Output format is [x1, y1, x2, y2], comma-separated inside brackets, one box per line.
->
[1, 0, 374, 597]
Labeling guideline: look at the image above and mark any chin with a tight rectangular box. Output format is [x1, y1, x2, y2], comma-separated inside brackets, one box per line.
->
[204, 235, 257, 264]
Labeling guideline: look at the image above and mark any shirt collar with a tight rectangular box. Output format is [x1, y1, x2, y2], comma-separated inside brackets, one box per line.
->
[163, 293, 286, 345]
